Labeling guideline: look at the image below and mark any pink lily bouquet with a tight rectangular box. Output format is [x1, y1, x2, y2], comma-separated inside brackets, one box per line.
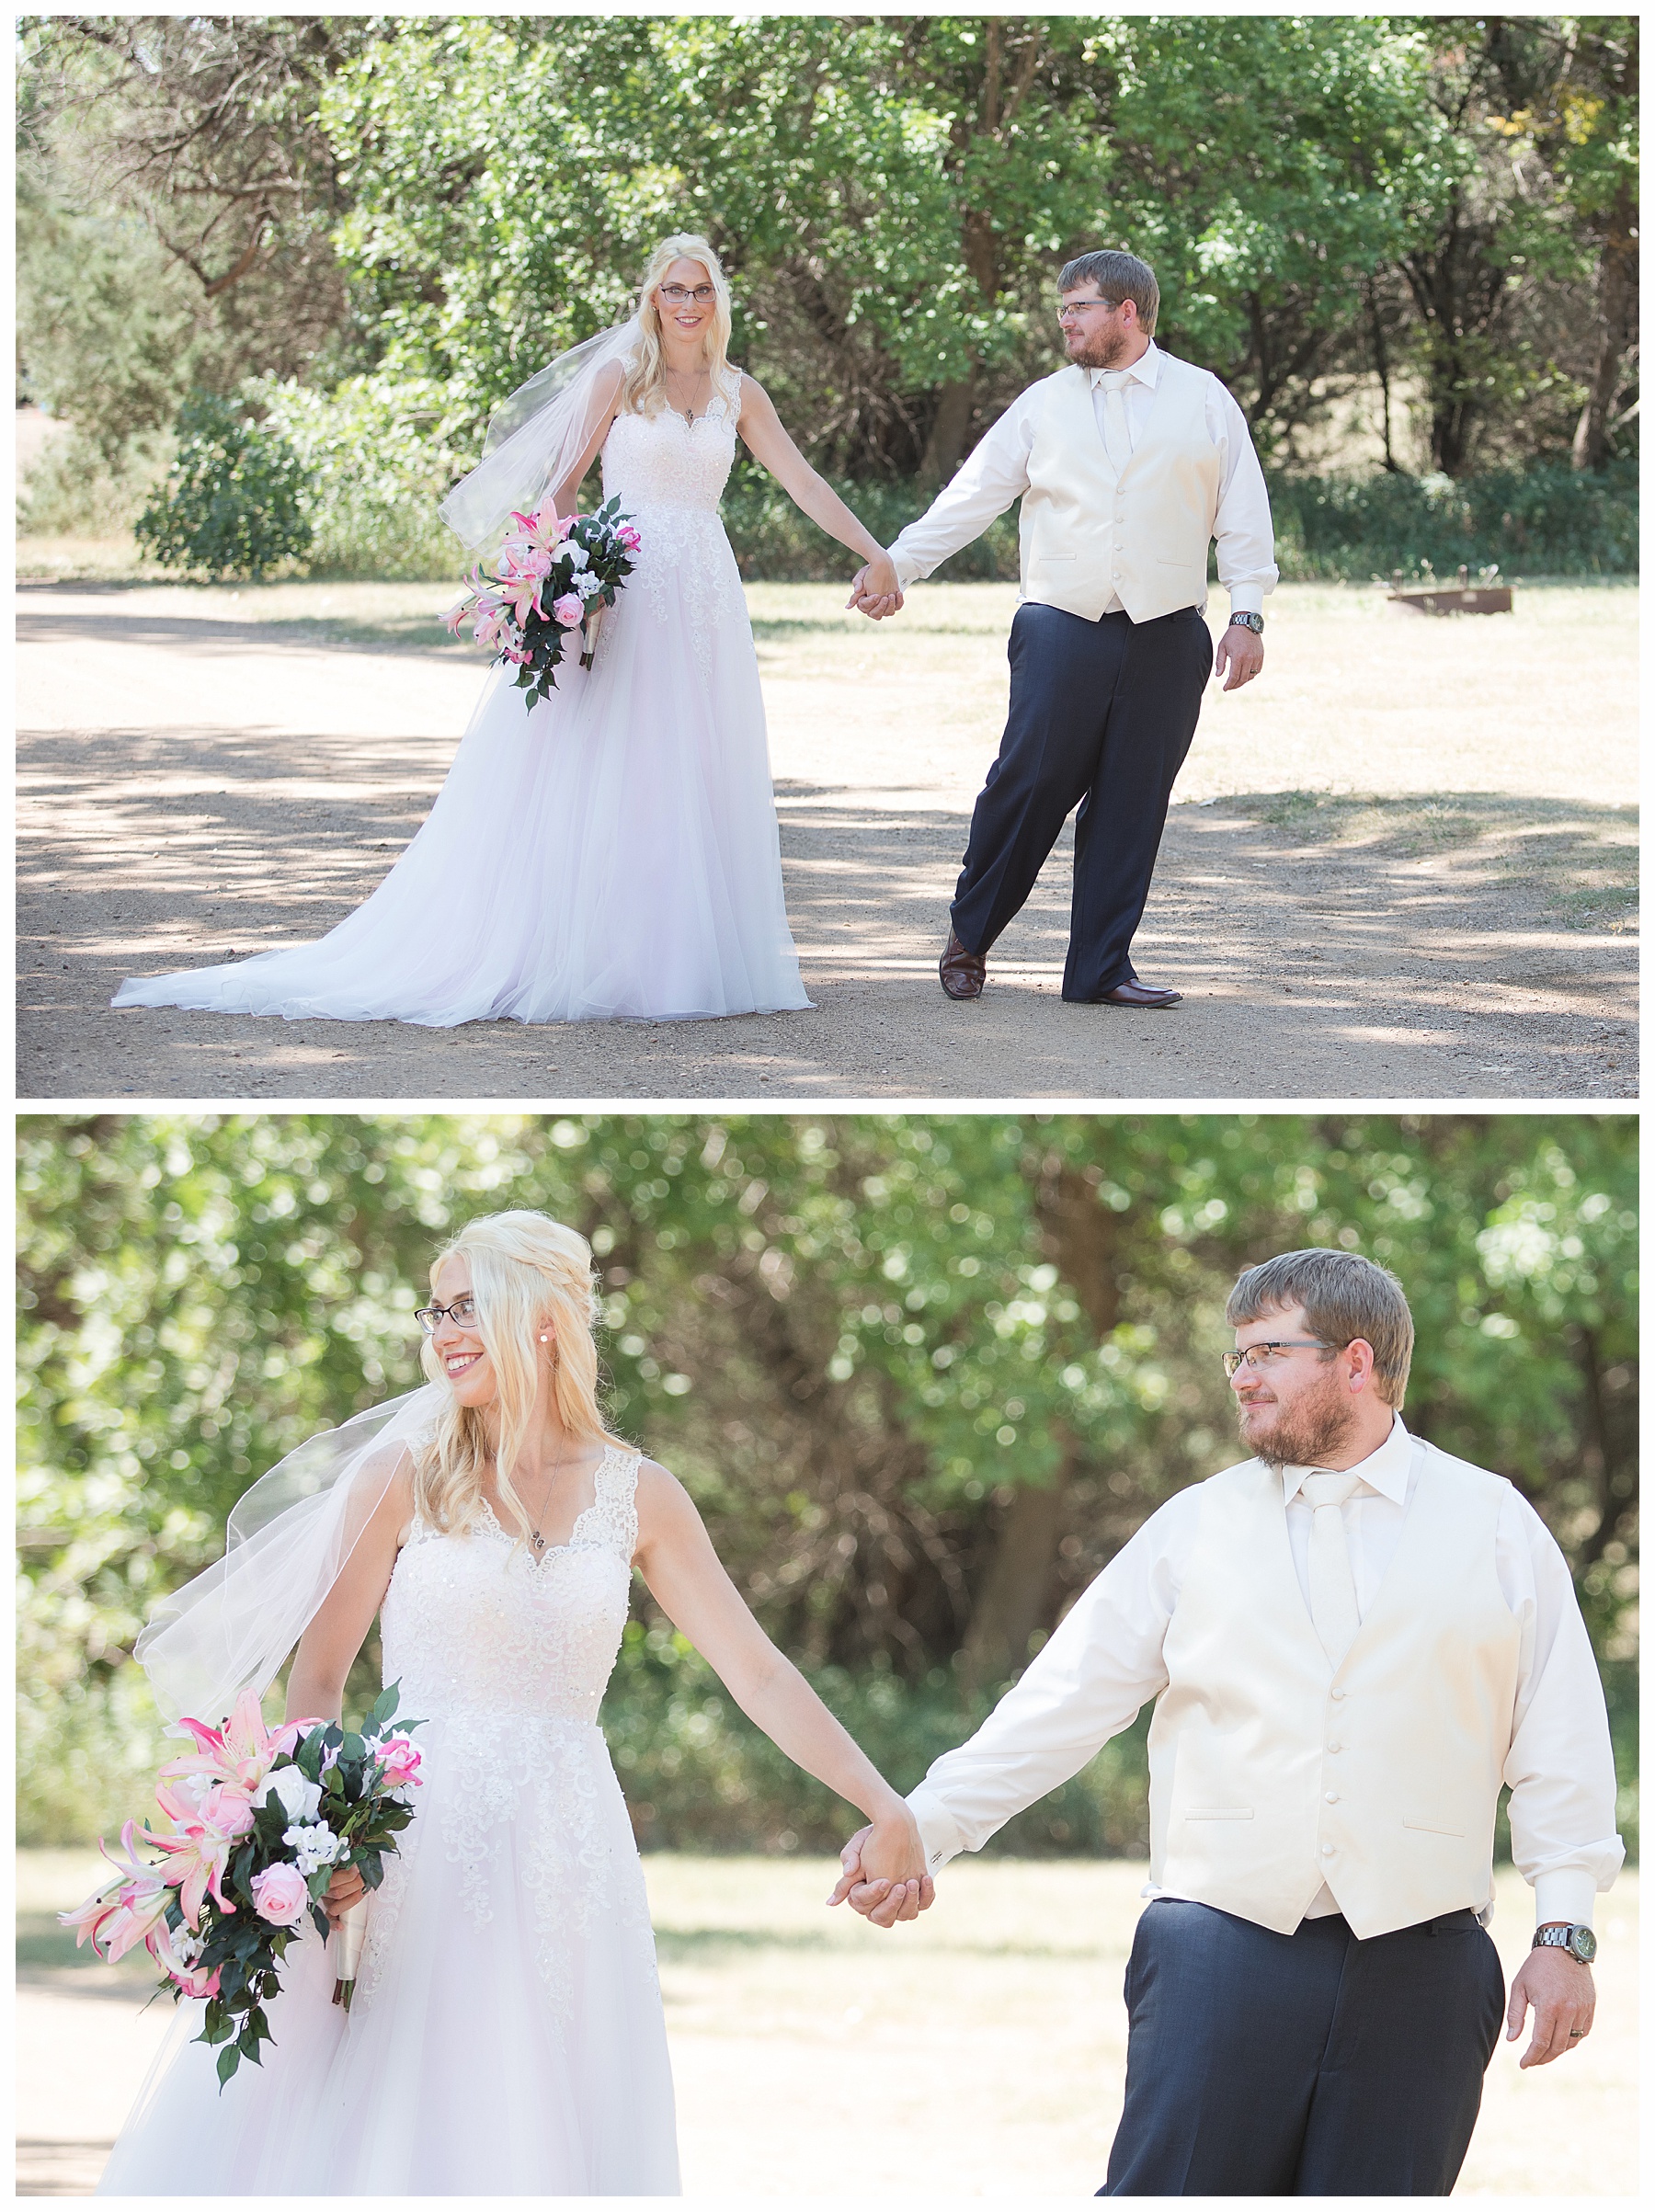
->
[62, 1683, 424, 2087]
[444, 493, 642, 708]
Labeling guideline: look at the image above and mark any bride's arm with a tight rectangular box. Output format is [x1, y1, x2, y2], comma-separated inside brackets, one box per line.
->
[735, 376, 904, 610]
[284, 1450, 414, 1726]
[633, 1460, 930, 1914]
[549, 359, 626, 516]
[285, 1449, 415, 1931]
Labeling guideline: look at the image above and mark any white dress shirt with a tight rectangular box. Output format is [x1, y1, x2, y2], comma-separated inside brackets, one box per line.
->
[889, 340, 1279, 614]
[908, 1416, 1623, 1928]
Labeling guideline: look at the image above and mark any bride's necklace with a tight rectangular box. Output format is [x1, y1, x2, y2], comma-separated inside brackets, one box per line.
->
[666, 364, 710, 428]
[508, 1443, 567, 1555]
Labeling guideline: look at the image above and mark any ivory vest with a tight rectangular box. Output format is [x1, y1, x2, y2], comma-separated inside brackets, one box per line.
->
[1020, 354, 1222, 623]
[1147, 1442, 1521, 1939]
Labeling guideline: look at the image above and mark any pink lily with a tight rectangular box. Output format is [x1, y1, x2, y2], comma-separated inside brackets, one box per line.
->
[496, 570, 544, 628]
[160, 1689, 303, 1802]
[146, 1920, 223, 2000]
[147, 1779, 255, 1929]
[509, 504, 570, 555]
[59, 1819, 174, 1963]
[471, 598, 516, 652]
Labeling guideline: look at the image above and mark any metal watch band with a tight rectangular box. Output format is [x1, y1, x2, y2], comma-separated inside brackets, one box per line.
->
[1532, 1922, 1597, 1964]
[1227, 610, 1264, 633]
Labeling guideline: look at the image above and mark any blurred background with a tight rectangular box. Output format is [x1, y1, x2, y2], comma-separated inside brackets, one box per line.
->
[16, 15, 1638, 585]
[17, 1111, 1638, 1859]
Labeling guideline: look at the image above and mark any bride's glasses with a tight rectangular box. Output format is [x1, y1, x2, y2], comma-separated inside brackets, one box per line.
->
[415, 1296, 477, 1334]
[658, 283, 715, 305]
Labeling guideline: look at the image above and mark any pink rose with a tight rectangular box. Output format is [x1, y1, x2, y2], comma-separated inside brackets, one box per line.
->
[250, 1862, 311, 1928]
[617, 524, 641, 550]
[552, 592, 584, 628]
[374, 1736, 423, 1790]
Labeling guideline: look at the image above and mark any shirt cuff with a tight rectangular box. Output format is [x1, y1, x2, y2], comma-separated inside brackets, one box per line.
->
[1534, 1870, 1602, 1928]
[907, 1785, 965, 1876]
[889, 541, 927, 588]
[1227, 586, 1265, 617]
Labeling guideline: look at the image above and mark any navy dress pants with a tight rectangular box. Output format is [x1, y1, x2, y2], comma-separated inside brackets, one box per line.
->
[1102, 1900, 1506, 2197]
[950, 600, 1213, 1000]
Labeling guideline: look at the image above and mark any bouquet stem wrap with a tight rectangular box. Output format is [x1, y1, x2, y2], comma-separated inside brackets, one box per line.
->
[333, 1897, 371, 2011]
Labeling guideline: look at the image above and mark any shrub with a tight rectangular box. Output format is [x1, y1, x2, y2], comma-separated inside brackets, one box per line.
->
[133, 392, 312, 578]
[254, 371, 471, 580]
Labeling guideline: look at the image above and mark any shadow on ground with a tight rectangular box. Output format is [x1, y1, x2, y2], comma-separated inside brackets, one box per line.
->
[17, 704, 1638, 1100]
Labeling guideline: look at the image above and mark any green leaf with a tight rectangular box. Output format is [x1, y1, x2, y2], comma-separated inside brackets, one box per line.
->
[216, 2045, 241, 2088]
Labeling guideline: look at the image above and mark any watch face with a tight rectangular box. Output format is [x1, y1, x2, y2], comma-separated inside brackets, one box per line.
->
[1570, 1926, 1598, 1964]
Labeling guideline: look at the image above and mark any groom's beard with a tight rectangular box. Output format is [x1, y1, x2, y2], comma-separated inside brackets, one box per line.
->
[1069, 327, 1133, 371]
[1237, 1372, 1362, 1473]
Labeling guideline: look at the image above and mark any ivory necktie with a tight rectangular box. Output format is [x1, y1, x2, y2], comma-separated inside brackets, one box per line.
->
[1099, 371, 1133, 473]
[1301, 1470, 1362, 1667]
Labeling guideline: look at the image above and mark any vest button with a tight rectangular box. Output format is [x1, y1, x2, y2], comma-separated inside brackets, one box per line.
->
[1330, 1688, 1346, 1700]
[1321, 1842, 1334, 1856]
[1325, 1792, 1340, 1804]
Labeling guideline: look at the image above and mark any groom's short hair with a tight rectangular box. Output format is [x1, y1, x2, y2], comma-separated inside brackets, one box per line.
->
[1227, 1249, 1414, 1408]
[1057, 249, 1159, 334]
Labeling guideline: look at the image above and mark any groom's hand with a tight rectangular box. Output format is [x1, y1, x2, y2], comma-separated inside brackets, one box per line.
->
[1215, 622, 1264, 690]
[1506, 1943, 1596, 2068]
[848, 553, 904, 621]
[827, 1820, 935, 1929]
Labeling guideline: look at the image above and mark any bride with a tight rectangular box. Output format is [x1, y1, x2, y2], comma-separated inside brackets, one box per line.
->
[97, 1209, 929, 2195]
[111, 235, 904, 1027]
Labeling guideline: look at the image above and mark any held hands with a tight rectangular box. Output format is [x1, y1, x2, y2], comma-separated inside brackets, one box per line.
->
[826, 1810, 934, 1930]
[1506, 1944, 1595, 2068]
[1215, 622, 1264, 690]
[848, 551, 905, 621]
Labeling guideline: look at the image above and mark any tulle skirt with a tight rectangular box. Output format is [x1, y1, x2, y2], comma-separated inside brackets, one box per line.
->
[96, 1718, 679, 2195]
[111, 508, 811, 1025]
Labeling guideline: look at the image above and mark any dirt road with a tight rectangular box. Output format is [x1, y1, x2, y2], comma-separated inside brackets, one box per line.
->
[17, 1853, 1640, 2196]
[17, 577, 1637, 1100]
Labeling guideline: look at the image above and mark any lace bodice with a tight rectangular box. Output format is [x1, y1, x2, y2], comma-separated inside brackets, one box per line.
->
[380, 1446, 641, 1726]
[601, 367, 741, 513]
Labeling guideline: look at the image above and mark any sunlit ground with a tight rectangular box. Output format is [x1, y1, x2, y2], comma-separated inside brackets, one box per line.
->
[17, 1852, 1638, 2195]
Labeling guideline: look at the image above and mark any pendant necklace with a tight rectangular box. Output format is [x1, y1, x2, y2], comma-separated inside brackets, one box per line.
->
[515, 1443, 566, 1555]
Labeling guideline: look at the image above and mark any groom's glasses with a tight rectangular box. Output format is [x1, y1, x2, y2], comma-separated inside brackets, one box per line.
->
[1057, 295, 1120, 325]
[416, 1296, 477, 1334]
[1222, 1339, 1336, 1376]
[658, 283, 716, 305]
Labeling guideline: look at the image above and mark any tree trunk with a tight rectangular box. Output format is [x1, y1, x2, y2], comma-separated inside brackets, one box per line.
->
[1572, 175, 1638, 471]
[959, 1460, 1070, 1692]
[919, 376, 977, 487]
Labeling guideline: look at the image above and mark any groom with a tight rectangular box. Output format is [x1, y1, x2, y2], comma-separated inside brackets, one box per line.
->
[832, 1249, 1623, 2195]
[851, 248, 1277, 1008]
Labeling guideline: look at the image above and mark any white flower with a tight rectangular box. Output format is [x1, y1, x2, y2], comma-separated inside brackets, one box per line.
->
[563, 540, 590, 571]
[281, 1820, 344, 1876]
[575, 570, 603, 599]
[254, 1764, 323, 1823]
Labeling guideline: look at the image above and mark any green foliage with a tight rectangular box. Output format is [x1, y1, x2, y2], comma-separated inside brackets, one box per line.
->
[604, 1621, 1153, 1858]
[251, 373, 467, 580]
[18, 1114, 1638, 1852]
[133, 393, 314, 580]
[713, 459, 1637, 586]
[1267, 460, 1639, 581]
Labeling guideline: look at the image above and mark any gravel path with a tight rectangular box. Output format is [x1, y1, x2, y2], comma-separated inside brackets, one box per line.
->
[17, 578, 1637, 1100]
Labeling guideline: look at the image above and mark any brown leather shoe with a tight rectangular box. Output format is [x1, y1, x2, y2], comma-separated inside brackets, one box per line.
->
[939, 929, 986, 1000]
[1096, 979, 1183, 1008]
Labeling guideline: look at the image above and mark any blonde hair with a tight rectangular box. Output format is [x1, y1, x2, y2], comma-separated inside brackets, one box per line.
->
[414, 1210, 622, 1545]
[621, 233, 736, 418]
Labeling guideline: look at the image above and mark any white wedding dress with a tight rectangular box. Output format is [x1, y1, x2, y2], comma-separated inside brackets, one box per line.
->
[112, 369, 811, 1024]
[97, 1447, 680, 2195]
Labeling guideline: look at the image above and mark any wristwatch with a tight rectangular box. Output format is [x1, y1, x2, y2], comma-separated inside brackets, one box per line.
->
[1532, 1922, 1597, 1965]
[1227, 610, 1264, 634]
